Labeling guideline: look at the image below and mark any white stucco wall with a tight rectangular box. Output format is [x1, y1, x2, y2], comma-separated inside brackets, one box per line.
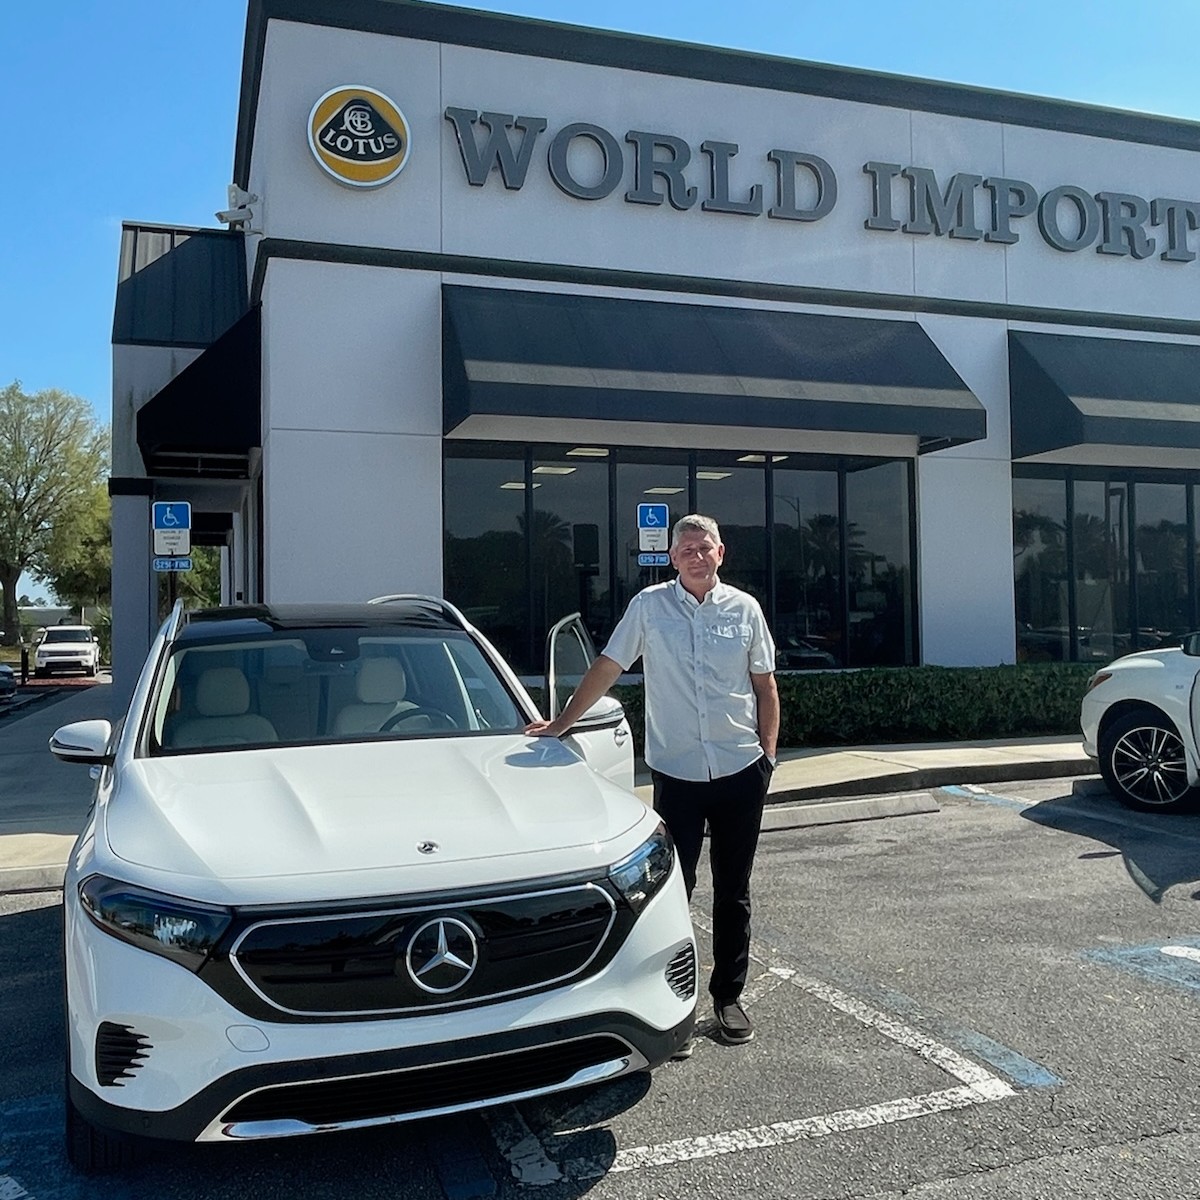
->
[259, 260, 444, 601]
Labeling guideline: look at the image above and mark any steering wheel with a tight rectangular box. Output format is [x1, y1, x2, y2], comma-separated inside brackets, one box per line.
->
[379, 706, 459, 733]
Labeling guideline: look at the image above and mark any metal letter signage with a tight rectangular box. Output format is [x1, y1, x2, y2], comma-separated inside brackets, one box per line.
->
[440, 102, 1200, 266]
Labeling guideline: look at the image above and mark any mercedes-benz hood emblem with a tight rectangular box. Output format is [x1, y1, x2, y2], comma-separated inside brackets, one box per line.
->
[405, 917, 478, 994]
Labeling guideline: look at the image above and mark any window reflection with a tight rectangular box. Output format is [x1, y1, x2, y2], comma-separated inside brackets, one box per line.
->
[1074, 481, 1129, 663]
[443, 453, 529, 670]
[696, 463, 766, 606]
[773, 469, 841, 668]
[530, 457, 612, 652]
[845, 461, 913, 667]
[1135, 483, 1188, 649]
[1013, 477, 1069, 662]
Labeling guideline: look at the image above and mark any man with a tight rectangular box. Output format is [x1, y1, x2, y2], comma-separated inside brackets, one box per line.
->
[526, 514, 779, 1047]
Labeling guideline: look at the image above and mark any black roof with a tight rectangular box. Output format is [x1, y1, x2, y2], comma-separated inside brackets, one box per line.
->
[177, 600, 461, 643]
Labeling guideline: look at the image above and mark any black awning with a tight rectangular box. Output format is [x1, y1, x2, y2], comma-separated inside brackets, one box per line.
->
[443, 287, 985, 452]
[1010, 330, 1200, 460]
[137, 307, 261, 478]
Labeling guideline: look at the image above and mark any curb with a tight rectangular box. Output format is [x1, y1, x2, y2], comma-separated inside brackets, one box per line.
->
[765, 756, 1097, 807]
[0, 864, 66, 893]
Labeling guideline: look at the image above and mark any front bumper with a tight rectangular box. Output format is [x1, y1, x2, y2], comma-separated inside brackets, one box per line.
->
[71, 1008, 693, 1142]
[65, 866, 696, 1143]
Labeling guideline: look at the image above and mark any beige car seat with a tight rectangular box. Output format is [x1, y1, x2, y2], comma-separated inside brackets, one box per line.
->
[170, 667, 279, 749]
[333, 657, 417, 735]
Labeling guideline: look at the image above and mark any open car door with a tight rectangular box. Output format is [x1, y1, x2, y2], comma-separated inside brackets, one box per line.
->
[545, 613, 634, 792]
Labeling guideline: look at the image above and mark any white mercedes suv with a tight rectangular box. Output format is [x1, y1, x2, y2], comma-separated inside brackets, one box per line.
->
[51, 597, 695, 1171]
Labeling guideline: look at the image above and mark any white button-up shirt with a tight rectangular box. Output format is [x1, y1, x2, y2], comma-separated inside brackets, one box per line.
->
[602, 577, 776, 782]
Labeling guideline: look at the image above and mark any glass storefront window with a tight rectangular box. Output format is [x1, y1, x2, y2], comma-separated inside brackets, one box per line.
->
[1134, 483, 1189, 649]
[844, 460, 914, 667]
[530, 454, 612, 652]
[446, 445, 918, 673]
[1074, 480, 1130, 663]
[1012, 476, 1069, 662]
[614, 455, 689, 624]
[772, 468, 842, 668]
[443, 451, 530, 671]
[696, 461, 766, 606]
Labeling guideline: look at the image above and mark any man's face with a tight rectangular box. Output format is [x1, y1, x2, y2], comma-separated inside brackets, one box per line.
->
[670, 529, 724, 589]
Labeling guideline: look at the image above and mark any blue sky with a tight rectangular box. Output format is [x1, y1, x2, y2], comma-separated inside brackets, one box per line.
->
[4, 0, 1199, 599]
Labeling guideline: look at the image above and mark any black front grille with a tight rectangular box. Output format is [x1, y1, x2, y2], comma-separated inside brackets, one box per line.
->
[665, 943, 697, 999]
[221, 1035, 629, 1126]
[96, 1022, 152, 1087]
[227, 884, 624, 1016]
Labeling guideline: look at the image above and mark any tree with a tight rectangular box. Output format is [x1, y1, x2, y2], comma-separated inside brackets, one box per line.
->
[42, 483, 111, 615]
[0, 383, 108, 645]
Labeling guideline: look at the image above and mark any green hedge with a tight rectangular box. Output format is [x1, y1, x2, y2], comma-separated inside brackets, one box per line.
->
[609, 663, 1095, 755]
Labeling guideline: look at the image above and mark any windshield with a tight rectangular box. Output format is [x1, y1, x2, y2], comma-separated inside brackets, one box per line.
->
[43, 629, 93, 644]
[147, 625, 526, 754]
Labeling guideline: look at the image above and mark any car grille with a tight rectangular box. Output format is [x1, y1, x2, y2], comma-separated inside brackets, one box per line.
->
[227, 883, 622, 1017]
[220, 1035, 630, 1127]
[95, 1022, 152, 1086]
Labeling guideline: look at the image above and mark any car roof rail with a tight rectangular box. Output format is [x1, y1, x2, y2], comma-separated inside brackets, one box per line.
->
[163, 598, 187, 641]
[367, 593, 472, 631]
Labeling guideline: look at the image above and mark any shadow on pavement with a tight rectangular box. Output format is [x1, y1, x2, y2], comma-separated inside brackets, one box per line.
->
[1022, 790, 1200, 904]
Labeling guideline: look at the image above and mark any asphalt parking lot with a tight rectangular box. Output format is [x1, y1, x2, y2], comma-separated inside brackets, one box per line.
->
[3, 773, 1199, 1199]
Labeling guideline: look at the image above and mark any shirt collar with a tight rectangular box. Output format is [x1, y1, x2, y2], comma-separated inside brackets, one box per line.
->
[673, 575, 726, 609]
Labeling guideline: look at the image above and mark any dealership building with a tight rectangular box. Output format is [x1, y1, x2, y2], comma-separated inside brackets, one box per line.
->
[110, 0, 1200, 700]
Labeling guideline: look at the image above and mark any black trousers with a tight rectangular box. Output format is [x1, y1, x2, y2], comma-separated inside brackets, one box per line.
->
[651, 755, 772, 1003]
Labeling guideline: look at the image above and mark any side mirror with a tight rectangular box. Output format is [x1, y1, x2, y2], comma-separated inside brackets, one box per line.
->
[49, 720, 114, 765]
[569, 696, 626, 732]
[1181, 632, 1200, 657]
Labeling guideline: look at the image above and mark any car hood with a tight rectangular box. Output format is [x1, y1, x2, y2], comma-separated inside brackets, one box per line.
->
[103, 734, 648, 897]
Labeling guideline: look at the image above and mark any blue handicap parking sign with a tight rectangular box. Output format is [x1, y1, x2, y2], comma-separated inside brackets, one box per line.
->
[153, 502, 191, 530]
[637, 503, 669, 530]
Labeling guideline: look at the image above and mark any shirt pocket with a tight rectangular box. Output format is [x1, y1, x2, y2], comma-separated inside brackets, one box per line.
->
[705, 620, 753, 657]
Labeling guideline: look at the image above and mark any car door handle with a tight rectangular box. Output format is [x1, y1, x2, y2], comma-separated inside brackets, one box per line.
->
[614, 727, 629, 746]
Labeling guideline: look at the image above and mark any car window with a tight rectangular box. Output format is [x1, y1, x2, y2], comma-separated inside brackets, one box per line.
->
[148, 626, 525, 755]
[44, 629, 94, 644]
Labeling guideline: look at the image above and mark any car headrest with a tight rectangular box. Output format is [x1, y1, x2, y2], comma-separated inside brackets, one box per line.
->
[195, 667, 252, 717]
[356, 658, 407, 704]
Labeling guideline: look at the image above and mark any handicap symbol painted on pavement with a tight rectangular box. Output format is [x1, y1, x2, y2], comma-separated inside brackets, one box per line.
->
[1084, 937, 1200, 995]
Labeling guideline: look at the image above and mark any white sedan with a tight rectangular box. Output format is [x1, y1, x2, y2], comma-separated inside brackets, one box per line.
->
[1081, 633, 1200, 812]
[51, 597, 695, 1172]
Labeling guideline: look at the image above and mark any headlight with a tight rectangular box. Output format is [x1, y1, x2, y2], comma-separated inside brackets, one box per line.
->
[1084, 670, 1113, 694]
[608, 823, 675, 915]
[79, 876, 232, 972]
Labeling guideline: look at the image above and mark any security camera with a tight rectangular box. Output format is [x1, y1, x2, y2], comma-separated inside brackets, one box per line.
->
[216, 208, 252, 225]
[216, 184, 259, 227]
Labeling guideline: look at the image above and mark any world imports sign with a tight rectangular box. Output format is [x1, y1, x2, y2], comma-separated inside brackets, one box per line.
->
[444, 107, 1200, 264]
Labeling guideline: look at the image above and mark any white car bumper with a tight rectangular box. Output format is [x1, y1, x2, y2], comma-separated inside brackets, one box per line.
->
[66, 869, 696, 1143]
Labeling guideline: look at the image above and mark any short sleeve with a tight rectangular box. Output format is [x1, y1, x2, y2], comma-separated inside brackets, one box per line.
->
[600, 592, 647, 671]
[746, 598, 776, 675]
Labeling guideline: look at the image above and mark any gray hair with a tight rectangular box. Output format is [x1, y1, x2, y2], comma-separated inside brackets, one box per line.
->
[671, 513, 721, 547]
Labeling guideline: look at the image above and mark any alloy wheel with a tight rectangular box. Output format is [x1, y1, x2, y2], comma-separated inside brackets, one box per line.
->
[1110, 724, 1190, 807]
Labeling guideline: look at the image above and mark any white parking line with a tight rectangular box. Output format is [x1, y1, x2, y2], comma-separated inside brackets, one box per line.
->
[491, 918, 1016, 1183]
[1162, 945, 1200, 964]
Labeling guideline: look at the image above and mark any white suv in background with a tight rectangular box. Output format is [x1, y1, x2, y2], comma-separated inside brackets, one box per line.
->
[51, 596, 695, 1172]
[34, 625, 101, 676]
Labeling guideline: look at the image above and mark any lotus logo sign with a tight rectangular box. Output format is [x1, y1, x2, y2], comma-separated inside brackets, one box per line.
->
[405, 917, 478, 994]
[308, 85, 411, 188]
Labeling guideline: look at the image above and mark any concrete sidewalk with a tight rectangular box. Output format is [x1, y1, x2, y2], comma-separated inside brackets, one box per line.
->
[0, 679, 1097, 892]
